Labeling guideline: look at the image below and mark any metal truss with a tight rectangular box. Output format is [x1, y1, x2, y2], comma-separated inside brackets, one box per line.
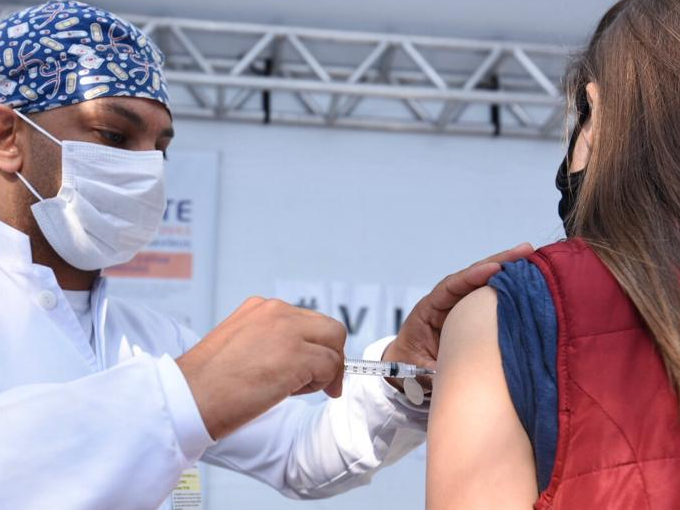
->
[1, 5, 572, 138]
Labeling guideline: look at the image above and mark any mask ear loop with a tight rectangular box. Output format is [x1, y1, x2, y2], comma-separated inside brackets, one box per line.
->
[11, 109, 63, 202]
[15, 171, 45, 201]
[13, 109, 63, 146]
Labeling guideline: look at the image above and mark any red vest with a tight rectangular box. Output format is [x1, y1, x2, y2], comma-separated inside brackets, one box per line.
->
[528, 239, 680, 510]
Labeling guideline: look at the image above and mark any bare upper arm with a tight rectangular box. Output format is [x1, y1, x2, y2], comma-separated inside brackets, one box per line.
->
[426, 286, 538, 510]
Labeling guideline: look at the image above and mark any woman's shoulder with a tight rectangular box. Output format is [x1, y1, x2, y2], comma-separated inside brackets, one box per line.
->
[441, 257, 550, 342]
[439, 286, 498, 361]
[439, 255, 557, 361]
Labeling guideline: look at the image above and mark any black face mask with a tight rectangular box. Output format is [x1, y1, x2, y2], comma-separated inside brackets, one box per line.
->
[556, 90, 591, 237]
[556, 158, 586, 237]
[555, 112, 589, 237]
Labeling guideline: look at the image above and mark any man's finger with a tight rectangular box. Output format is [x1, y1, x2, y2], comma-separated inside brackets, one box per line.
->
[426, 262, 500, 312]
[299, 315, 347, 352]
[471, 242, 534, 267]
[303, 343, 344, 398]
[426, 243, 534, 312]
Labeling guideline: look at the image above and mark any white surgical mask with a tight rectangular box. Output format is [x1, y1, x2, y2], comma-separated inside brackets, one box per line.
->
[13, 109, 166, 271]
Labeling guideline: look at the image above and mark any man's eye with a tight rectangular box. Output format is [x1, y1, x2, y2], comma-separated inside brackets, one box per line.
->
[100, 130, 126, 145]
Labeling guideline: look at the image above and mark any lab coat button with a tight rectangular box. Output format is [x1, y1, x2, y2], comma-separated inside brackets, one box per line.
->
[38, 290, 58, 310]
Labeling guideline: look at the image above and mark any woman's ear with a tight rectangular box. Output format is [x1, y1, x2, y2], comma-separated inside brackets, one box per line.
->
[0, 106, 22, 174]
[583, 82, 601, 151]
[568, 82, 600, 173]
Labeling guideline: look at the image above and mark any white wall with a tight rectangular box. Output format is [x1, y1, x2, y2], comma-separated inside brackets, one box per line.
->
[169, 119, 566, 509]
[171, 121, 565, 315]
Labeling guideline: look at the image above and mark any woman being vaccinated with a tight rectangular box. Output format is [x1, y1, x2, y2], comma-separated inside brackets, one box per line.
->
[427, 0, 680, 508]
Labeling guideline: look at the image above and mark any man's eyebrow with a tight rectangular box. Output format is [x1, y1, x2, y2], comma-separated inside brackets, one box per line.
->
[103, 102, 174, 139]
[103, 102, 147, 129]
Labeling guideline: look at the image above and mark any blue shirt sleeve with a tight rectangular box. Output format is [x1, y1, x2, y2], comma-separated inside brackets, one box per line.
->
[488, 259, 558, 492]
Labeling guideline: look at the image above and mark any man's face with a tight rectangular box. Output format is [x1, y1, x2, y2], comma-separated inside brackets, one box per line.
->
[17, 97, 174, 201]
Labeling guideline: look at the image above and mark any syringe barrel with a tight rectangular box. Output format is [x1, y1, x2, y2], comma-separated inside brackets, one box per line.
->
[344, 359, 418, 378]
[344, 359, 391, 376]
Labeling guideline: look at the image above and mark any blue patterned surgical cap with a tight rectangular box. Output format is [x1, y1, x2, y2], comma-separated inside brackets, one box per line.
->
[0, 1, 170, 113]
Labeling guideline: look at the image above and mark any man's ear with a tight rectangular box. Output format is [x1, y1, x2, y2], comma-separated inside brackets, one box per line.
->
[0, 105, 22, 174]
[582, 82, 601, 151]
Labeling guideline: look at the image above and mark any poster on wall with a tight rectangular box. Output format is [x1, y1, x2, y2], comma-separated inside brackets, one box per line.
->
[105, 150, 220, 337]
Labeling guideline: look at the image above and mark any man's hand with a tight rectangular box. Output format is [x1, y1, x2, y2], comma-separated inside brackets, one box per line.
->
[176, 298, 347, 440]
[382, 243, 534, 391]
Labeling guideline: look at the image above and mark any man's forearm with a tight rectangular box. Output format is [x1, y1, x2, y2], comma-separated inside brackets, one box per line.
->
[0, 354, 210, 510]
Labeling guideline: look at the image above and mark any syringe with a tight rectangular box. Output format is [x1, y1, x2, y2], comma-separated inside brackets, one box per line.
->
[344, 358, 436, 379]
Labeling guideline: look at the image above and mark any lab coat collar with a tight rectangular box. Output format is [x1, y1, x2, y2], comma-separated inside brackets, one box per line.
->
[0, 220, 34, 268]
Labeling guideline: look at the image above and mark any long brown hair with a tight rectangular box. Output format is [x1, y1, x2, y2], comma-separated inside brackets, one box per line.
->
[567, 0, 680, 393]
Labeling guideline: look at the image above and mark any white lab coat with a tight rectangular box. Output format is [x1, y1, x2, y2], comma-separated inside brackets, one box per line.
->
[0, 221, 428, 510]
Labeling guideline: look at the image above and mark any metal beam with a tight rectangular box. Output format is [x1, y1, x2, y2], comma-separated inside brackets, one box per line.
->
[0, 4, 571, 138]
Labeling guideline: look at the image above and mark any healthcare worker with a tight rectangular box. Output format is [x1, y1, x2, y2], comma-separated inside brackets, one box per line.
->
[0, 2, 532, 509]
